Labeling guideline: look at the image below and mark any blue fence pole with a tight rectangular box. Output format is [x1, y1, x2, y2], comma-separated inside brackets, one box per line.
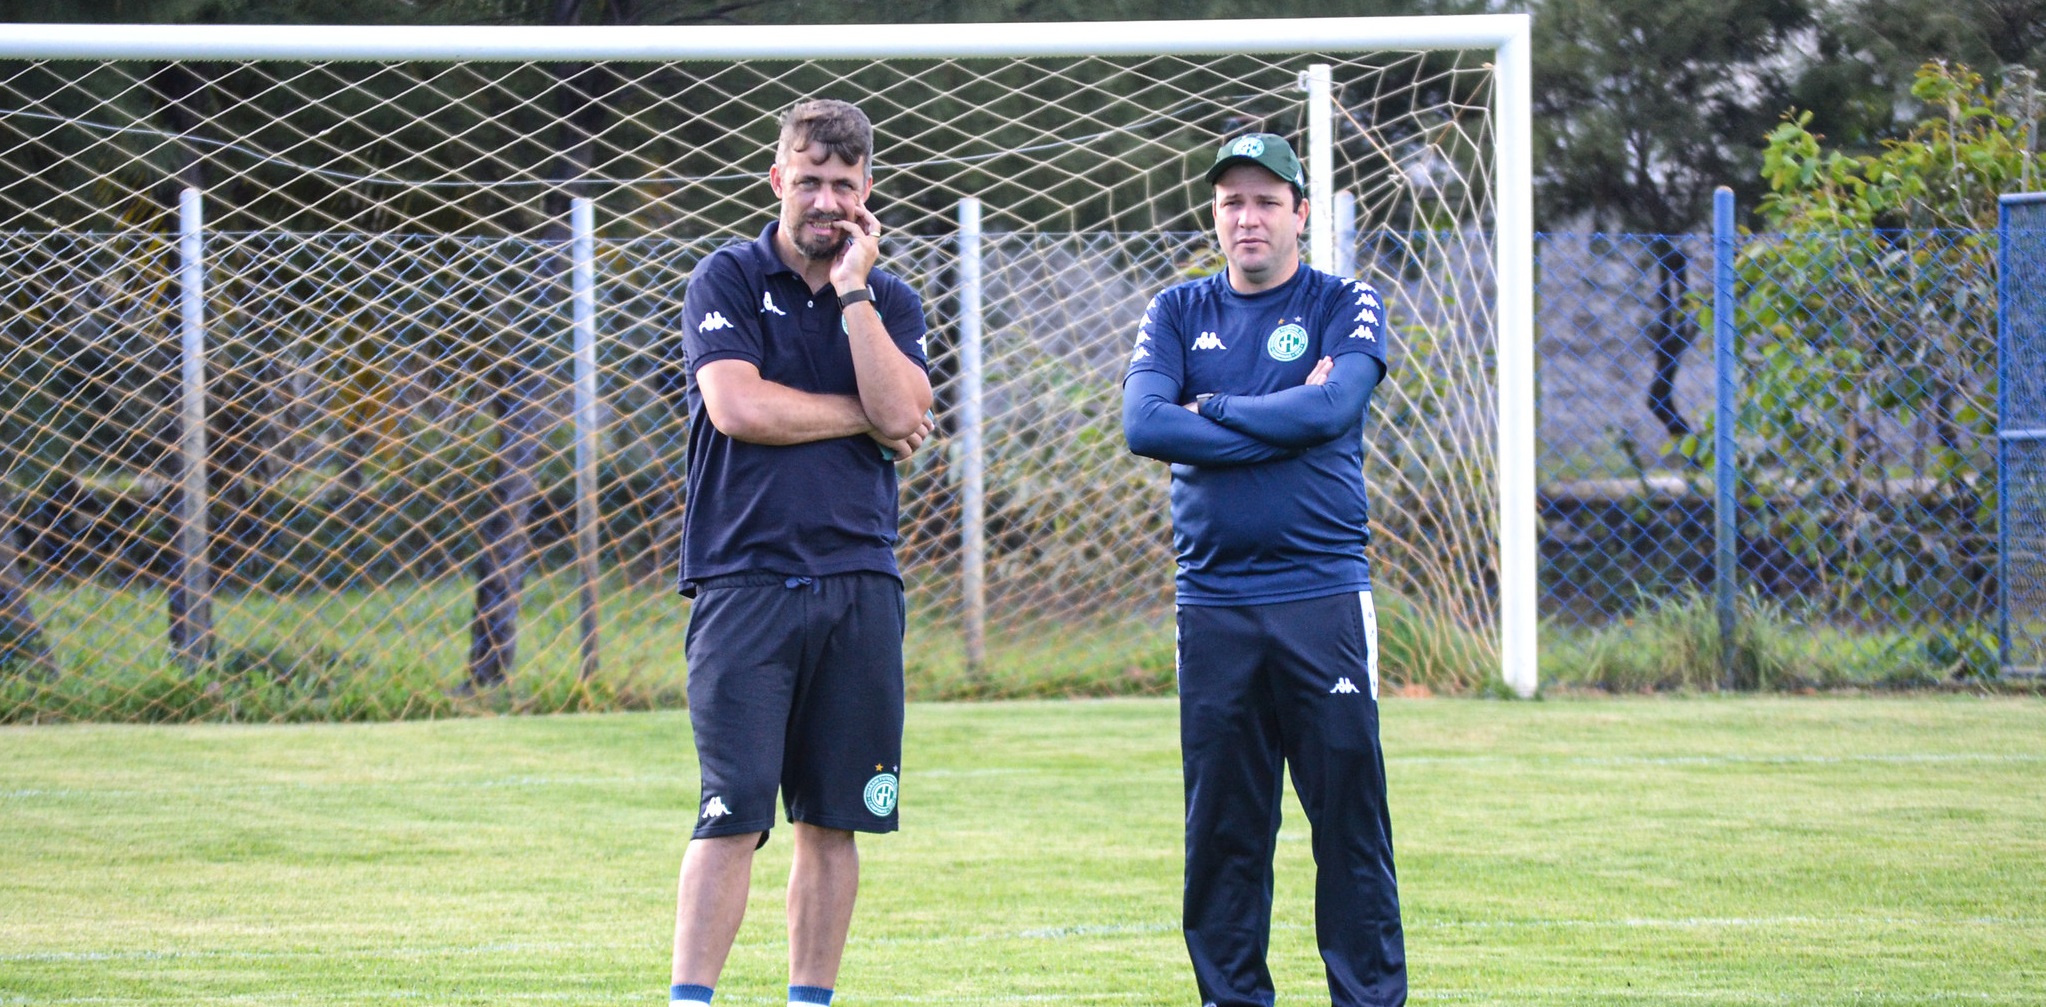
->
[2000, 195, 2022, 675]
[1713, 187, 1739, 688]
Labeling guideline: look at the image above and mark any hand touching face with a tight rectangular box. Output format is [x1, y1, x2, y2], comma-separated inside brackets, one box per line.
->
[828, 204, 882, 294]
[770, 147, 873, 262]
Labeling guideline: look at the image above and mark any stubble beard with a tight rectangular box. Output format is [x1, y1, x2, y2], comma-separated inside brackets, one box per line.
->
[788, 212, 845, 261]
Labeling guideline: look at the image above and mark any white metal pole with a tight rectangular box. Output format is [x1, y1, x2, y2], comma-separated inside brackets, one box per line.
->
[1334, 189, 1358, 279]
[1305, 63, 1334, 271]
[957, 197, 988, 677]
[0, 15, 1541, 61]
[176, 186, 211, 667]
[1494, 21, 1538, 698]
[571, 196, 600, 681]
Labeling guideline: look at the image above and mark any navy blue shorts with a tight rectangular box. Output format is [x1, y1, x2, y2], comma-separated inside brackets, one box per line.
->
[684, 571, 905, 841]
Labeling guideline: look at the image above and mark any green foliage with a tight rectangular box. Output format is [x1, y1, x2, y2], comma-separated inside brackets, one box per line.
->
[1807, 0, 2046, 150]
[1758, 62, 2035, 230]
[1543, 587, 2018, 691]
[1685, 62, 2021, 621]
[1373, 588, 1495, 694]
[1544, 589, 1792, 691]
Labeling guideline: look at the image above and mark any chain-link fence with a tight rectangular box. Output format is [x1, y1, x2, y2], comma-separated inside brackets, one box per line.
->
[2001, 198, 2046, 674]
[0, 38, 1512, 720]
[1538, 226, 2008, 676]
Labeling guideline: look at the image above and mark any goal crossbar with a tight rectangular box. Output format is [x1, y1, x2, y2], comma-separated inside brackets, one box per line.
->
[0, 17, 1529, 62]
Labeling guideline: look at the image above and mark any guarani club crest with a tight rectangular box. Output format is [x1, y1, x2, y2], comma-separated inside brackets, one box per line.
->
[863, 769, 898, 816]
[1265, 322, 1310, 362]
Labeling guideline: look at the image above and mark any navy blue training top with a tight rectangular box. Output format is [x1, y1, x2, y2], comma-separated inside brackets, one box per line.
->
[677, 222, 930, 595]
[1123, 264, 1389, 606]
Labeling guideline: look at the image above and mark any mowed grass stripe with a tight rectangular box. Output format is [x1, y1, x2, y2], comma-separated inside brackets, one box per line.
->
[1, 697, 2042, 1006]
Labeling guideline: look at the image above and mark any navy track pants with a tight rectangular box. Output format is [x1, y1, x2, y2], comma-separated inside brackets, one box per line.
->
[1177, 591, 1405, 1007]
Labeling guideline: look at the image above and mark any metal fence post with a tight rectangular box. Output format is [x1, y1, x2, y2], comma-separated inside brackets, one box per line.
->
[571, 196, 600, 681]
[174, 186, 212, 668]
[1303, 63, 1334, 270]
[2000, 196, 2013, 673]
[1713, 187, 1739, 688]
[957, 197, 987, 677]
[1334, 189, 1357, 278]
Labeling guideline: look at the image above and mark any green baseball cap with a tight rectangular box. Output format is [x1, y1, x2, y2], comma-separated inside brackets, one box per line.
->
[1203, 132, 1306, 196]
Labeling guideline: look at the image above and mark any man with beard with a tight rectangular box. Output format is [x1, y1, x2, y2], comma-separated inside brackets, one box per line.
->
[669, 98, 934, 1007]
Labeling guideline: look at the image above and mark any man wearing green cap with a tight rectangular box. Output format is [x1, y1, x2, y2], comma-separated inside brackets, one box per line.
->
[1121, 132, 1405, 1006]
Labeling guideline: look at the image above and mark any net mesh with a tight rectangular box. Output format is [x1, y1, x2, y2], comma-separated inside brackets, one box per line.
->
[0, 45, 1501, 720]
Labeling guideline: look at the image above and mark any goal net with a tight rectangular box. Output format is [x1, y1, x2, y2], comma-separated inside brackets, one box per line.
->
[0, 18, 1532, 720]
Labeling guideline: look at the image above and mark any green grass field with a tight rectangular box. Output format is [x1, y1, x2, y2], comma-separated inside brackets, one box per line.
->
[3, 697, 2043, 1005]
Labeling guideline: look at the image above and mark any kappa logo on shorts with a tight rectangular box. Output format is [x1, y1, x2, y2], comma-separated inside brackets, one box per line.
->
[1266, 323, 1309, 362]
[1330, 677, 1362, 694]
[701, 795, 731, 820]
[863, 772, 898, 816]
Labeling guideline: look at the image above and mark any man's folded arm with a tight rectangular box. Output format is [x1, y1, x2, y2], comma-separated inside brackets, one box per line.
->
[696, 358, 872, 445]
[1122, 370, 1298, 466]
[1197, 354, 1384, 448]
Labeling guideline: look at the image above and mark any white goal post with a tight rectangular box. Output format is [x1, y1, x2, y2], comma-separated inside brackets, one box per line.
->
[0, 16, 1536, 698]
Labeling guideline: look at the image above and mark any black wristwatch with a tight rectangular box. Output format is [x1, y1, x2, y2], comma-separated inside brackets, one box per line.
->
[838, 286, 874, 307]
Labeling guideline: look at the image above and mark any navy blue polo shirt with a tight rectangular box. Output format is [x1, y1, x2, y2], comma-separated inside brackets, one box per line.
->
[1124, 265, 1388, 605]
[677, 222, 929, 595]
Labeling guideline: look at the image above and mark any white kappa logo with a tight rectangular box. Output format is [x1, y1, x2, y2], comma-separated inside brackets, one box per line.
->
[1130, 345, 1151, 362]
[697, 311, 733, 333]
[1330, 678, 1362, 694]
[1355, 307, 1379, 324]
[1354, 288, 1379, 307]
[701, 796, 731, 819]
[1348, 326, 1377, 341]
[1231, 136, 1266, 158]
[762, 291, 786, 316]
[1192, 332, 1227, 351]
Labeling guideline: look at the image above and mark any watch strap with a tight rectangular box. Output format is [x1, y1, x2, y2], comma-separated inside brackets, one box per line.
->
[838, 286, 875, 307]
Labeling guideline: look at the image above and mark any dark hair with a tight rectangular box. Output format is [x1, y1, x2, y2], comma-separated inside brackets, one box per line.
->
[777, 99, 874, 179]
[1211, 168, 1306, 212]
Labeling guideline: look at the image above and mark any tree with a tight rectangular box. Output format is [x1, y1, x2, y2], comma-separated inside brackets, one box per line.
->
[1710, 62, 2026, 617]
[1534, 0, 1815, 443]
[1788, 0, 2045, 155]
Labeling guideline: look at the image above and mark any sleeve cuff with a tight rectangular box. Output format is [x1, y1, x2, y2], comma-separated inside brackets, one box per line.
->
[687, 348, 761, 371]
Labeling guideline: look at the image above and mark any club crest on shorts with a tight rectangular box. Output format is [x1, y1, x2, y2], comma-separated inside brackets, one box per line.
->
[1266, 323, 1309, 362]
[863, 772, 898, 816]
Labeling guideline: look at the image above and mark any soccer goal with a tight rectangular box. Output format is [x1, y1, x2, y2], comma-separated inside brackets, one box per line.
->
[0, 16, 1535, 715]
